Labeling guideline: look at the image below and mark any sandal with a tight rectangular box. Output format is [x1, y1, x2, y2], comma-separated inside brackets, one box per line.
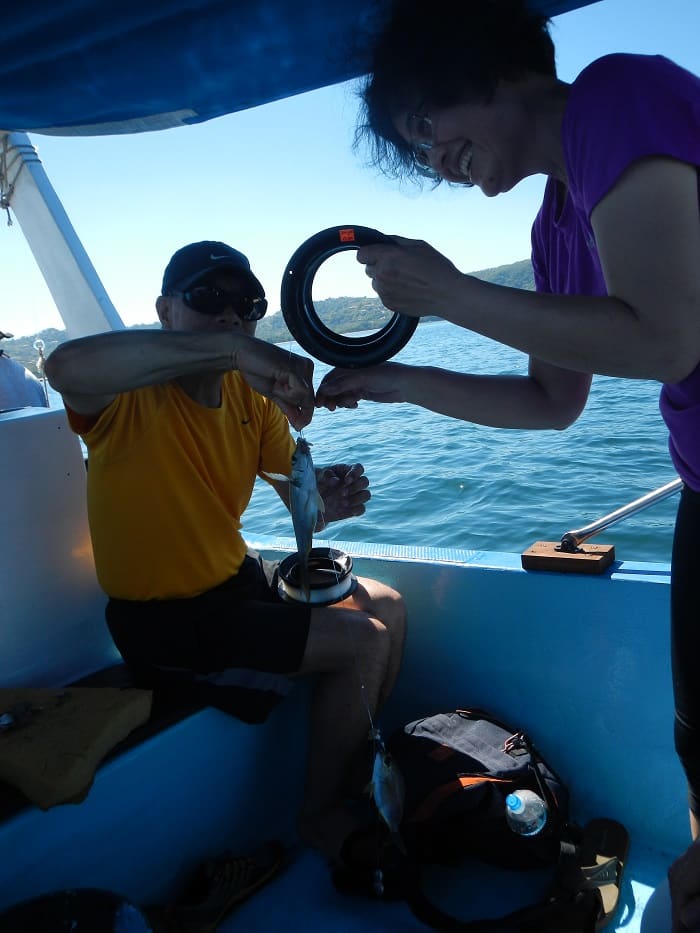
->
[540, 818, 630, 933]
[146, 840, 286, 933]
[577, 818, 630, 931]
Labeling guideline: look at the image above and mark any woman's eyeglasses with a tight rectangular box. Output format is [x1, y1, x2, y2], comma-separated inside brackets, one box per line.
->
[406, 111, 475, 187]
[407, 112, 440, 180]
[170, 286, 268, 321]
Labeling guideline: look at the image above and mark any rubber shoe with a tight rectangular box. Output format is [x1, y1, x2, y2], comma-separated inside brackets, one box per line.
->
[148, 840, 286, 933]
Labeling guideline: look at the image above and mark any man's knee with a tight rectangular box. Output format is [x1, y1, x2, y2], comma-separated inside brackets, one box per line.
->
[300, 608, 390, 674]
[340, 610, 392, 673]
[356, 610, 392, 646]
[355, 577, 406, 626]
[376, 585, 407, 650]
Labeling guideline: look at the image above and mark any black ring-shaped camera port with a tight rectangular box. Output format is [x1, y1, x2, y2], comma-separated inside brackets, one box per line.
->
[280, 225, 419, 368]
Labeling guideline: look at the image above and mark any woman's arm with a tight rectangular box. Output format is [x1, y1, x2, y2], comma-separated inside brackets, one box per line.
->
[359, 158, 700, 383]
[317, 359, 591, 431]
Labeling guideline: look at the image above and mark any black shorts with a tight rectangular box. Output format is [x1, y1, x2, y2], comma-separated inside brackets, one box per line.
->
[105, 550, 311, 723]
[672, 485, 700, 812]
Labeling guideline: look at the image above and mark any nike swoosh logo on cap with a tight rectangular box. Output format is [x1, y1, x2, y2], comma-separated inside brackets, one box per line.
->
[210, 254, 231, 260]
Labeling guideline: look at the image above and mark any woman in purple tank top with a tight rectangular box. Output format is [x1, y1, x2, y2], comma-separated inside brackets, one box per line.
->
[315, 0, 700, 925]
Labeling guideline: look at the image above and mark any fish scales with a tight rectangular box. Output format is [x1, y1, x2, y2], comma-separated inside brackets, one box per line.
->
[368, 731, 406, 852]
[288, 438, 323, 600]
[264, 437, 324, 601]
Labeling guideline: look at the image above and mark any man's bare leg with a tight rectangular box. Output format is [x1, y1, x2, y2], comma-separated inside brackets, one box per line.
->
[295, 580, 406, 860]
[335, 577, 407, 797]
[353, 577, 406, 707]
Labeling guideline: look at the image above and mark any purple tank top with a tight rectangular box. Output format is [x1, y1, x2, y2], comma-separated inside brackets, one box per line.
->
[531, 53, 700, 490]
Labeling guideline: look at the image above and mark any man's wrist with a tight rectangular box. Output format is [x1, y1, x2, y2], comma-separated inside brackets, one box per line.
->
[228, 332, 244, 372]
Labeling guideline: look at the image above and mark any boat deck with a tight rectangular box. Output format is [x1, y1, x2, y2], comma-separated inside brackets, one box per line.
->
[0, 694, 676, 933]
[0, 410, 684, 933]
[218, 842, 668, 933]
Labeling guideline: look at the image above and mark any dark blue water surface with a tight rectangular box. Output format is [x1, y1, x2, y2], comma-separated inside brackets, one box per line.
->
[247, 320, 677, 563]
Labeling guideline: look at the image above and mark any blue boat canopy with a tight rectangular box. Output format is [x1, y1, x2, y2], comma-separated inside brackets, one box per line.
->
[1, 0, 599, 136]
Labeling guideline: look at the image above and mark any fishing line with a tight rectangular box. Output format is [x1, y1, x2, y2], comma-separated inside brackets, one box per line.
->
[279, 350, 391, 872]
[314, 451, 375, 729]
[342, 603, 376, 732]
[311, 437, 375, 732]
[282, 330, 375, 732]
[326, 475, 376, 732]
[299, 414, 389, 876]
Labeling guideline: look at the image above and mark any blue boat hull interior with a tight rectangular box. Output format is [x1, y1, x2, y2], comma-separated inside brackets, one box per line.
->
[0, 0, 684, 927]
[0, 409, 682, 930]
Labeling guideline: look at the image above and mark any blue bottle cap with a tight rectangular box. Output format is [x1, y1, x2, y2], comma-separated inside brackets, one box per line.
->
[506, 793, 523, 812]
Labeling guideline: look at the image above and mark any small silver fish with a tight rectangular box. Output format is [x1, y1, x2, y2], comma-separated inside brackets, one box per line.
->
[266, 437, 324, 601]
[368, 731, 406, 852]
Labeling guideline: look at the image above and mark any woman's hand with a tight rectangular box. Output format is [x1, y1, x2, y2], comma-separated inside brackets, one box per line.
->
[316, 363, 409, 411]
[315, 463, 370, 528]
[357, 235, 464, 318]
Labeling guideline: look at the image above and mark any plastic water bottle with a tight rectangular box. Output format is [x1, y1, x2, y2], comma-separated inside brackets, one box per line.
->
[505, 789, 547, 836]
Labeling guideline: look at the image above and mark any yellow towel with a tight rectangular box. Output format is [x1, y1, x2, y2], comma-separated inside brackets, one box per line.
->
[0, 687, 152, 809]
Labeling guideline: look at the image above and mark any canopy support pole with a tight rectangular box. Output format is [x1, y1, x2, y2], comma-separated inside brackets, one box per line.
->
[1, 131, 123, 338]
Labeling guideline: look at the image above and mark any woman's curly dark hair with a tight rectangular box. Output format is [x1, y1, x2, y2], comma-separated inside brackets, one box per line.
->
[355, 0, 556, 182]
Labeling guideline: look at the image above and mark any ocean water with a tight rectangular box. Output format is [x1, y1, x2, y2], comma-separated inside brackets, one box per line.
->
[247, 320, 678, 564]
[46, 319, 679, 564]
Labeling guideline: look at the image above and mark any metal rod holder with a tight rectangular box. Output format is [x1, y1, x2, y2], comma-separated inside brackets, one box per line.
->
[560, 477, 683, 553]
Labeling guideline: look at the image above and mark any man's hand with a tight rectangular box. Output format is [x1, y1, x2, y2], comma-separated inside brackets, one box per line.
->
[315, 463, 370, 529]
[234, 336, 315, 430]
[670, 838, 700, 932]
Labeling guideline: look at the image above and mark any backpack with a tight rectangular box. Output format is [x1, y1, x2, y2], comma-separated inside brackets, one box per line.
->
[340, 707, 628, 932]
[388, 707, 569, 870]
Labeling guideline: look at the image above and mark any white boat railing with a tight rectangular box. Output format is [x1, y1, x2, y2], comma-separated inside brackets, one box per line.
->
[559, 476, 683, 552]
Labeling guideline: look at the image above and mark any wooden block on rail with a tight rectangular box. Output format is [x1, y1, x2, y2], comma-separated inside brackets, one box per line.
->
[521, 541, 615, 574]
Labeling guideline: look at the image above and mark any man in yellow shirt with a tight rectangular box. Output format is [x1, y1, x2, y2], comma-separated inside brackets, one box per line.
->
[46, 241, 406, 867]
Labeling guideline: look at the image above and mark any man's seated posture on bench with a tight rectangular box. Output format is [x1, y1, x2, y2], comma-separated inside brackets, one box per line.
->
[46, 241, 406, 865]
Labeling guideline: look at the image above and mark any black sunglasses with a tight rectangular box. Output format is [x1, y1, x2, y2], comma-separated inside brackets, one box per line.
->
[169, 285, 268, 321]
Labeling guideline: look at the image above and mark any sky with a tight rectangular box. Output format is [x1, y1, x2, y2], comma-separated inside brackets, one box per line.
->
[2, 0, 700, 338]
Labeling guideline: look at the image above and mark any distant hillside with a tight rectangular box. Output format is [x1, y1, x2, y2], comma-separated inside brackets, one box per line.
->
[3, 258, 534, 372]
[471, 258, 534, 290]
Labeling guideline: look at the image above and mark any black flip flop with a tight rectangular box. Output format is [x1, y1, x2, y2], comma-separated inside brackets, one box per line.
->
[577, 818, 630, 930]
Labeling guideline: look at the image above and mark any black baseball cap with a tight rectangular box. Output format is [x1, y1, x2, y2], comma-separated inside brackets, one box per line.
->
[161, 241, 265, 297]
